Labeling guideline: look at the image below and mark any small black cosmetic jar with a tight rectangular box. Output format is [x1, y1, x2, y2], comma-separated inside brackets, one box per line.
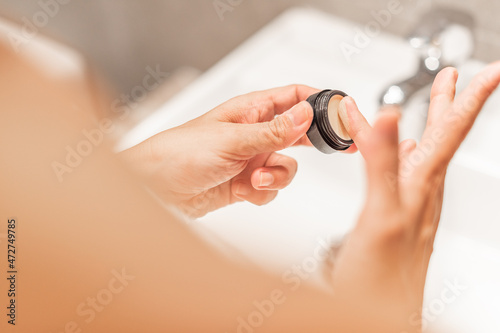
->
[306, 89, 353, 154]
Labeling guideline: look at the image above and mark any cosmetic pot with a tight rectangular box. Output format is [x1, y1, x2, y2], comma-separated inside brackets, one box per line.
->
[306, 89, 353, 154]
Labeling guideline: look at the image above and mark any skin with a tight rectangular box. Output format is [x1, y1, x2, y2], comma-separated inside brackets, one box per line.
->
[121, 85, 358, 217]
[1, 40, 500, 333]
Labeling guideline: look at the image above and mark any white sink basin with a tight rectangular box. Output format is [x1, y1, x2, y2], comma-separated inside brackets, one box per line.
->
[119, 8, 500, 332]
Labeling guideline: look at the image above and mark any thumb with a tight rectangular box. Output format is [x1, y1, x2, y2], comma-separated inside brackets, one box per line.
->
[232, 101, 313, 156]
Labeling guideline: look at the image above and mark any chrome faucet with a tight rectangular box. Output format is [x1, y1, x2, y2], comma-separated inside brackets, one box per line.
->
[380, 7, 475, 107]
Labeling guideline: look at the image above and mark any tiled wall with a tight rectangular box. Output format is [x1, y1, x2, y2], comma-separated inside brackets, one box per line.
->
[1, 0, 498, 92]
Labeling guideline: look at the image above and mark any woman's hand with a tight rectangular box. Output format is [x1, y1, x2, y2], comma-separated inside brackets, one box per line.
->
[329, 62, 500, 332]
[122, 85, 356, 217]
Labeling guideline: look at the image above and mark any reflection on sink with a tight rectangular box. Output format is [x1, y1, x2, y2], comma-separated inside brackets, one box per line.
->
[118, 8, 500, 332]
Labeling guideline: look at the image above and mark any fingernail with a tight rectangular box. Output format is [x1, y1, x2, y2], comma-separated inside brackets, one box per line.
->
[338, 97, 351, 133]
[235, 182, 251, 197]
[286, 102, 310, 126]
[259, 172, 274, 187]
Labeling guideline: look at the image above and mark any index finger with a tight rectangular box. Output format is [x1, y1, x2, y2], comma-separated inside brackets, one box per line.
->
[216, 84, 320, 124]
[339, 96, 373, 157]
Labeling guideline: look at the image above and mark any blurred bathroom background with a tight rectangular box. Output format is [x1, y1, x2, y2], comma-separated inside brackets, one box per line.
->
[1, 0, 499, 120]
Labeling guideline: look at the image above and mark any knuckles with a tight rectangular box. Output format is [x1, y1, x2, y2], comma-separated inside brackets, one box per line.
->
[263, 115, 292, 149]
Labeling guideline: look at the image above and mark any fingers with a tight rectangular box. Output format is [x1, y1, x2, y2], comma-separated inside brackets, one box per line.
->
[250, 84, 320, 115]
[426, 61, 500, 171]
[217, 84, 319, 124]
[363, 110, 401, 208]
[451, 61, 500, 135]
[231, 153, 276, 206]
[398, 139, 417, 161]
[426, 67, 458, 126]
[229, 101, 314, 156]
[249, 152, 298, 191]
[430, 67, 458, 101]
[228, 153, 277, 206]
[231, 152, 298, 206]
[338, 97, 373, 157]
[454, 61, 500, 118]
[232, 181, 278, 206]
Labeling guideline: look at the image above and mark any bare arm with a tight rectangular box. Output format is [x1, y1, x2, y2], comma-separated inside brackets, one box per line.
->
[2, 42, 500, 333]
[0, 43, 370, 333]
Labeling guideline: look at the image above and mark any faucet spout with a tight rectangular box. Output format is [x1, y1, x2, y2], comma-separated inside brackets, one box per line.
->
[379, 7, 475, 107]
[380, 60, 437, 106]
